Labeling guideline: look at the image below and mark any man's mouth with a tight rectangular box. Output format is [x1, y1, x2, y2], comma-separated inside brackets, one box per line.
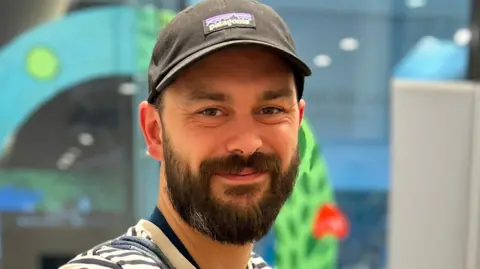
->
[216, 168, 266, 182]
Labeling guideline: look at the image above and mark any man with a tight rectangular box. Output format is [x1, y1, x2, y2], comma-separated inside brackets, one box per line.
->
[61, 0, 311, 268]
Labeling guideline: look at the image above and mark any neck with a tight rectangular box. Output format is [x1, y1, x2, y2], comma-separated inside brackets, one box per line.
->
[158, 185, 254, 269]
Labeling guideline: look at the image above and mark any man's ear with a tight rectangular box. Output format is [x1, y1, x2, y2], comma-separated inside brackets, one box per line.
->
[298, 99, 306, 128]
[139, 101, 164, 161]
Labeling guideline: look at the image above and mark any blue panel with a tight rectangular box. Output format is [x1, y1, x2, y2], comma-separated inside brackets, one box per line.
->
[391, 17, 467, 65]
[0, 186, 43, 212]
[278, 12, 392, 141]
[0, 6, 137, 153]
[394, 37, 468, 80]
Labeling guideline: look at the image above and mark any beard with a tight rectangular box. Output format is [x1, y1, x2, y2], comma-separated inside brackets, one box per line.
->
[162, 132, 300, 245]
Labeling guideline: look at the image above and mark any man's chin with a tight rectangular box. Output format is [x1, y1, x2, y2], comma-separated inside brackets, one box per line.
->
[185, 194, 280, 245]
[218, 194, 262, 207]
[216, 188, 266, 207]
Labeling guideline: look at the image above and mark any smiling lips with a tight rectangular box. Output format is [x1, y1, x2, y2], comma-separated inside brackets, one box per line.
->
[216, 168, 265, 182]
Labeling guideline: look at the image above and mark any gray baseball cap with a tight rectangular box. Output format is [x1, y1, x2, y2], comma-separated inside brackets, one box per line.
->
[147, 0, 312, 103]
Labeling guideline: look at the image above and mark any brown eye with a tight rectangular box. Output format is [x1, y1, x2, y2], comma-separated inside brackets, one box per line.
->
[259, 107, 285, 115]
[199, 108, 225, 117]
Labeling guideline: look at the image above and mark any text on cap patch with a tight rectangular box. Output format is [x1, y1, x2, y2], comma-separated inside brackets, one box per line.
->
[203, 13, 256, 35]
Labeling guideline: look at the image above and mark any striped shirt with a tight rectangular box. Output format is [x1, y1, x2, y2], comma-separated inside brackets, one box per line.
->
[60, 220, 272, 269]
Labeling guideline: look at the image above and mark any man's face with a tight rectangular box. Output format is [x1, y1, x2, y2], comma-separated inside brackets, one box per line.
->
[140, 46, 305, 245]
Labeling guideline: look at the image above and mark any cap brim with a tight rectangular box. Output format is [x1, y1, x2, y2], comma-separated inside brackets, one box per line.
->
[154, 39, 312, 94]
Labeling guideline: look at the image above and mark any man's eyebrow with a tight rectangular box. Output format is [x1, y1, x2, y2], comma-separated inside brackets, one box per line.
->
[184, 88, 228, 102]
[179, 85, 295, 103]
[260, 87, 296, 102]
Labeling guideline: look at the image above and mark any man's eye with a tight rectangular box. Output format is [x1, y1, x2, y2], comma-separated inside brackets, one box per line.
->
[260, 107, 285, 115]
[199, 108, 224, 116]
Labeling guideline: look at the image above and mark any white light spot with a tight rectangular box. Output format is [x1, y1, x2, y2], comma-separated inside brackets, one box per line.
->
[56, 158, 72, 171]
[118, 82, 138, 96]
[453, 28, 471, 46]
[2, 132, 16, 155]
[339, 37, 359, 51]
[406, 0, 427, 8]
[56, 147, 81, 171]
[78, 132, 94, 147]
[313, 54, 331, 68]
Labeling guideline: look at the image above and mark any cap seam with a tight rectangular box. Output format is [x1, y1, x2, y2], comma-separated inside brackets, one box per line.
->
[153, 38, 310, 94]
[222, 0, 229, 40]
[154, 38, 290, 91]
[157, 35, 292, 86]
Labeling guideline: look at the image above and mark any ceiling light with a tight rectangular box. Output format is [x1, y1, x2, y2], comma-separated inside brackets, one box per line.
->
[78, 132, 94, 147]
[339, 38, 359, 51]
[406, 0, 427, 8]
[57, 156, 74, 171]
[453, 28, 471, 46]
[313, 54, 331, 68]
[118, 82, 138, 95]
[56, 147, 81, 171]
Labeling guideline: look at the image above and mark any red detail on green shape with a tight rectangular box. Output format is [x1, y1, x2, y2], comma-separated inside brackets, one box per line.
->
[312, 203, 349, 240]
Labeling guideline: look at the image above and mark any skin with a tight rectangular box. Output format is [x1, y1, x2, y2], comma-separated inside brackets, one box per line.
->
[139, 46, 305, 269]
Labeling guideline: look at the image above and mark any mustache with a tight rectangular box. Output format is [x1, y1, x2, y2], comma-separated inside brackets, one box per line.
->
[199, 152, 282, 176]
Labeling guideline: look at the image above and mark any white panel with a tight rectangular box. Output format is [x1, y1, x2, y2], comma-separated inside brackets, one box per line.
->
[465, 88, 480, 269]
[389, 80, 475, 269]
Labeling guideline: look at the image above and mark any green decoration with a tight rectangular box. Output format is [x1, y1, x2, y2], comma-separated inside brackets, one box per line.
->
[136, 7, 176, 72]
[274, 119, 338, 269]
[26, 47, 60, 80]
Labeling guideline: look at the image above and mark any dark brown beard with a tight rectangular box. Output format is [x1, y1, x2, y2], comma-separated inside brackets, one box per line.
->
[162, 132, 300, 245]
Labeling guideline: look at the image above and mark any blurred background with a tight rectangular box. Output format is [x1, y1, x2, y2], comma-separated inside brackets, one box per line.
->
[0, 0, 477, 268]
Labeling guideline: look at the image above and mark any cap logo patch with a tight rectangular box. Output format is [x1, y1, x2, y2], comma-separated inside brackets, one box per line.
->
[203, 13, 256, 35]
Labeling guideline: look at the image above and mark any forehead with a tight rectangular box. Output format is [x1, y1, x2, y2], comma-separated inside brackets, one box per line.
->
[171, 46, 295, 98]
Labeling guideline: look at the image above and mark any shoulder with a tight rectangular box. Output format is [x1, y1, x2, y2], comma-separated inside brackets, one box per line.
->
[250, 252, 273, 269]
[60, 227, 159, 269]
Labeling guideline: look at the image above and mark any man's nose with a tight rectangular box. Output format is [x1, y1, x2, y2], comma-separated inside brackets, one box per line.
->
[225, 120, 263, 157]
